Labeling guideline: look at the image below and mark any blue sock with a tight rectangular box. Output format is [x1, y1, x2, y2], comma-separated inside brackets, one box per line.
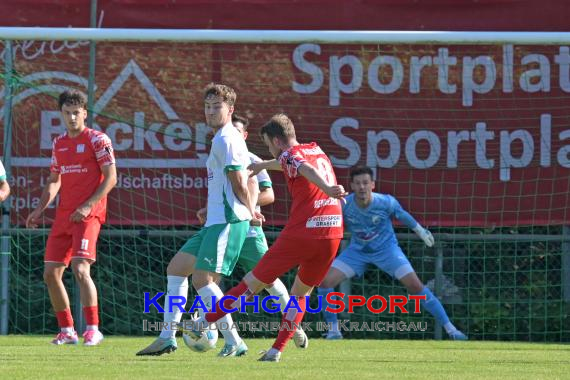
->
[415, 287, 450, 326]
[317, 287, 338, 325]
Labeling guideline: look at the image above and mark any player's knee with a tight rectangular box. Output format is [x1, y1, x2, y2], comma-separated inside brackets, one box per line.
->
[320, 271, 342, 289]
[43, 269, 61, 285]
[71, 266, 92, 284]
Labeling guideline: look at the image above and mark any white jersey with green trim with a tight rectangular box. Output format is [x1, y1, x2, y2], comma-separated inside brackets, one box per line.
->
[205, 122, 252, 226]
[0, 160, 6, 181]
[247, 152, 272, 238]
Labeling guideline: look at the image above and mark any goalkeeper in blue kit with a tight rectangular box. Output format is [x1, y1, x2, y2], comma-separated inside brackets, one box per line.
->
[318, 166, 467, 340]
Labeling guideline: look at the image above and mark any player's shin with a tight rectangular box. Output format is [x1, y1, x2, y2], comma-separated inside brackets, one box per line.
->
[198, 283, 241, 346]
[205, 280, 253, 323]
[272, 296, 307, 352]
[317, 287, 339, 329]
[159, 275, 189, 339]
[265, 279, 290, 312]
[415, 286, 454, 330]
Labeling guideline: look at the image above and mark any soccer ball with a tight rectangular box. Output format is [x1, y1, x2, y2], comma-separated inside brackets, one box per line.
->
[182, 324, 218, 353]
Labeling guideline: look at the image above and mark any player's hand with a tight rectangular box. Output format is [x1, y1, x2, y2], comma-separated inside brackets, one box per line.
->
[250, 211, 265, 227]
[196, 208, 207, 225]
[70, 204, 92, 223]
[415, 226, 435, 247]
[0, 189, 8, 202]
[26, 209, 42, 228]
[247, 162, 262, 177]
[325, 184, 349, 199]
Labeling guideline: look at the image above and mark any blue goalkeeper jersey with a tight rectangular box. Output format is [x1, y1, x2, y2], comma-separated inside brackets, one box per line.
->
[343, 192, 418, 253]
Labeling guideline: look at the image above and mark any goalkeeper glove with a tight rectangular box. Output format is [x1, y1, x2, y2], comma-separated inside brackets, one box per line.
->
[413, 225, 435, 247]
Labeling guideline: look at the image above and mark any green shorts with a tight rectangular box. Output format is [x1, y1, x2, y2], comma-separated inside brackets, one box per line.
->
[180, 221, 249, 276]
[237, 226, 269, 272]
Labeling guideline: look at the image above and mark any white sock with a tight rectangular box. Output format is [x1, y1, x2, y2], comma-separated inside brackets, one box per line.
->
[265, 279, 290, 313]
[197, 283, 241, 346]
[61, 327, 75, 334]
[159, 275, 188, 339]
[444, 322, 457, 334]
[86, 325, 98, 331]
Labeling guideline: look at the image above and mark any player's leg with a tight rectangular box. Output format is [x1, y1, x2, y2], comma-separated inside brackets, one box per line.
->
[259, 238, 341, 362]
[71, 258, 103, 345]
[378, 246, 467, 340]
[44, 262, 77, 344]
[70, 216, 103, 346]
[317, 245, 365, 339]
[185, 236, 299, 338]
[239, 231, 308, 348]
[399, 272, 467, 340]
[136, 231, 201, 356]
[192, 221, 249, 357]
[44, 218, 78, 345]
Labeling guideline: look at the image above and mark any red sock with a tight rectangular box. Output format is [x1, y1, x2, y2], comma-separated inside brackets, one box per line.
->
[205, 281, 250, 323]
[83, 305, 99, 326]
[55, 309, 74, 329]
[273, 296, 307, 352]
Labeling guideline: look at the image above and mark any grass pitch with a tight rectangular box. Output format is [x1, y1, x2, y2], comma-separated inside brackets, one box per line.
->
[1, 336, 568, 379]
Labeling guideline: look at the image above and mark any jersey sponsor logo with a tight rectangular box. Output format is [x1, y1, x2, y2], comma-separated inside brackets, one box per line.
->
[306, 215, 342, 228]
[57, 147, 69, 152]
[314, 197, 339, 209]
[300, 147, 324, 155]
[60, 164, 86, 174]
[355, 231, 379, 242]
[203, 257, 214, 265]
[76, 144, 85, 153]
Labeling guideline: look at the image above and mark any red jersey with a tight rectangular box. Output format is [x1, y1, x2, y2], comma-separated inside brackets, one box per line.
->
[50, 128, 115, 222]
[278, 142, 343, 239]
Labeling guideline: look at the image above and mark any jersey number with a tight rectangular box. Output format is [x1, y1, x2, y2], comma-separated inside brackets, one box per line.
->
[316, 157, 334, 186]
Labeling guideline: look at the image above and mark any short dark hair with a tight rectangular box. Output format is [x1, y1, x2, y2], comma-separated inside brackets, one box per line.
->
[204, 83, 236, 107]
[232, 114, 249, 131]
[259, 113, 296, 142]
[350, 166, 374, 181]
[58, 89, 87, 110]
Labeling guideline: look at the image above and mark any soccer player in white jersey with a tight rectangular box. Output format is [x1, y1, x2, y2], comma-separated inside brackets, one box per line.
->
[0, 159, 10, 202]
[317, 166, 468, 340]
[137, 83, 262, 357]
[191, 114, 308, 349]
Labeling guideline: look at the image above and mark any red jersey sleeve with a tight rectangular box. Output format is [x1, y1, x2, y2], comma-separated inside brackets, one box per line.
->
[91, 133, 116, 167]
[279, 150, 306, 178]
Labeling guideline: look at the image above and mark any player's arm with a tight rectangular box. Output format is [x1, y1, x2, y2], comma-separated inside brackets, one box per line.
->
[0, 179, 9, 202]
[227, 169, 258, 219]
[391, 196, 434, 247]
[26, 172, 61, 228]
[248, 159, 282, 176]
[298, 162, 347, 199]
[70, 164, 117, 222]
[257, 185, 274, 207]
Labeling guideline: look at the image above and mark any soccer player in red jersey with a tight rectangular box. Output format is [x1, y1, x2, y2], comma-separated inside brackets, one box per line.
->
[185, 113, 347, 362]
[26, 90, 117, 346]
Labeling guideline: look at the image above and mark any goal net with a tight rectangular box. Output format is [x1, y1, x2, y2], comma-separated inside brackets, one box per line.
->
[1, 29, 569, 341]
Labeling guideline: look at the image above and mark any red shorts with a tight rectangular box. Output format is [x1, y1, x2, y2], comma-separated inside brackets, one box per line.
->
[252, 237, 341, 287]
[45, 212, 102, 266]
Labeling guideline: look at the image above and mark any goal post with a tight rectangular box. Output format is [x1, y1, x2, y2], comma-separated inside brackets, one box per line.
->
[1, 28, 569, 341]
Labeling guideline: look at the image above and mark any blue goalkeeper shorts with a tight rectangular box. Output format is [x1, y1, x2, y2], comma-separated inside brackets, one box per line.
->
[331, 243, 414, 280]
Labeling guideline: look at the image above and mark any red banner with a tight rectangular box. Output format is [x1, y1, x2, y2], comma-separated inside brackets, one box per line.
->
[1, 1, 570, 227]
